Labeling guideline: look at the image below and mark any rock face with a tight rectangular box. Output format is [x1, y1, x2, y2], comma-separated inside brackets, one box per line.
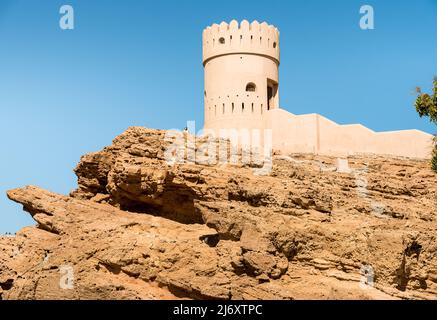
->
[1, 127, 436, 300]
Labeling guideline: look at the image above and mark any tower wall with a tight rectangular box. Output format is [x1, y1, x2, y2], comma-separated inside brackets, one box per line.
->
[203, 20, 280, 132]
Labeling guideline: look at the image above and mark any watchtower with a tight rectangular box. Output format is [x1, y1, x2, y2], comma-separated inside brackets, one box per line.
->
[202, 20, 280, 132]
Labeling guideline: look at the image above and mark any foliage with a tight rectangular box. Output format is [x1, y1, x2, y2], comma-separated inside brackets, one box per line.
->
[432, 137, 437, 173]
[415, 78, 437, 173]
[415, 78, 437, 124]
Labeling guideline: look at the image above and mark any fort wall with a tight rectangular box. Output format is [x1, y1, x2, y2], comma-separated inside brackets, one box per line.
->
[266, 109, 434, 159]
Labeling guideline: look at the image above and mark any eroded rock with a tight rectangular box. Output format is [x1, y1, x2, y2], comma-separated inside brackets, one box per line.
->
[1, 127, 436, 300]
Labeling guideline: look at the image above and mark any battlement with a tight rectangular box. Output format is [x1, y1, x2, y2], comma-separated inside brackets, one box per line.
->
[202, 20, 280, 65]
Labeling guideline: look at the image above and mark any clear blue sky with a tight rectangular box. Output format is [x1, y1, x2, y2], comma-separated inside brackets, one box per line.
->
[1, 0, 436, 234]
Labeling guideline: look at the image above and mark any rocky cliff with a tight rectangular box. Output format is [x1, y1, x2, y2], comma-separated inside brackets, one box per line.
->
[1, 127, 436, 300]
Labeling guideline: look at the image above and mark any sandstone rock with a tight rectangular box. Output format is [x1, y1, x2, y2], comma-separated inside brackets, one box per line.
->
[1, 127, 436, 300]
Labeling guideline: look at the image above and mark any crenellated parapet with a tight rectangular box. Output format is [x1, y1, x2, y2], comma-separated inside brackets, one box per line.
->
[202, 20, 280, 65]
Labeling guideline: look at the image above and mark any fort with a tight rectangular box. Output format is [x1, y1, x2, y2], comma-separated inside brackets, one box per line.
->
[202, 20, 434, 159]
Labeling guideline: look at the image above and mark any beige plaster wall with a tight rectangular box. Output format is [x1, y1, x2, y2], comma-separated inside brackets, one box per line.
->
[267, 109, 434, 159]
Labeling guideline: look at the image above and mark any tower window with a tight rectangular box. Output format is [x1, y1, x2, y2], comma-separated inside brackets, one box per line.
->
[267, 79, 278, 110]
[219, 37, 225, 44]
[273, 42, 277, 48]
[246, 82, 256, 92]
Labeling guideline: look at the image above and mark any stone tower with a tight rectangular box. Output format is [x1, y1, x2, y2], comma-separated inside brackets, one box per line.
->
[202, 20, 280, 132]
